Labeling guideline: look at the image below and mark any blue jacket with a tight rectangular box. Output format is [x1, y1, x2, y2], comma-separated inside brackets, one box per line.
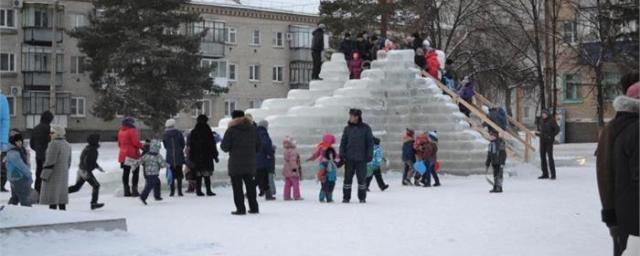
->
[163, 128, 185, 167]
[255, 126, 275, 170]
[402, 140, 416, 162]
[0, 94, 9, 151]
[367, 145, 384, 169]
[6, 145, 32, 183]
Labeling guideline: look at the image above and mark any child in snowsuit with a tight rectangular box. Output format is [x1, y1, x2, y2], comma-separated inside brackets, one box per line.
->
[349, 52, 363, 79]
[307, 133, 340, 203]
[402, 129, 416, 185]
[421, 131, 441, 187]
[414, 132, 440, 187]
[139, 140, 168, 205]
[68, 134, 105, 210]
[282, 137, 302, 200]
[486, 130, 507, 193]
[366, 137, 389, 191]
[6, 133, 33, 207]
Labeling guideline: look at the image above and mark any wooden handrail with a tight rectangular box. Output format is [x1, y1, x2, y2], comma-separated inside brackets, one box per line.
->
[421, 71, 536, 154]
[474, 93, 537, 139]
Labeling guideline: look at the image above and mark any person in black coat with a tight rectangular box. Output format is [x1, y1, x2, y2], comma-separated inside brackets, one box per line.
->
[339, 108, 374, 203]
[188, 115, 219, 196]
[30, 110, 54, 193]
[163, 119, 186, 197]
[255, 120, 275, 200]
[355, 32, 372, 61]
[485, 130, 507, 193]
[339, 32, 356, 61]
[536, 109, 560, 179]
[311, 24, 325, 80]
[221, 110, 261, 215]
[68, 134, 105, 210]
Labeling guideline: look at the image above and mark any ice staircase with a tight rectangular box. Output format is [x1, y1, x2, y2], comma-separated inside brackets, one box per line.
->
[213, 50, 489, 176]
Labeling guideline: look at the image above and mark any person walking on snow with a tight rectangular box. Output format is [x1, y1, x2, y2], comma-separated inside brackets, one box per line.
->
[366, 137, 389, 191]
[402, 129, 416, 185]
[188, 115, 219, 196]
[256, 120, 276, 200]
[537, 109, 559, 180]
[221, 110, 261, 215]
[30, 111, 53, 194]
[420, 131, 441, 187]
[68, 134, 105, 210]
[139, 140, 167, 205]
[282, 137, 302, 200]
[118, 117, 143, 197]
[39, 125, 71, 210]
[163, 119, 186, 197]
[485, 130, 507, 193]
[340, 108, 374, 203]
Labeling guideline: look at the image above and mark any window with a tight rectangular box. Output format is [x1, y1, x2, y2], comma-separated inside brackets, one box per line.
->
[272, 65, 284, 82]
[192, 100, 211, 117]
[70, 56, 85, 74]
[251, 30, 261, 45]
[563, 74, 582, 101]
[249, 64, 260, 81]
[22, 53, 63, 72]
[7, 96, 15, 116]
[249, 99, 262, 109]
[290, 62, 313, 86]
[201, 59, 227, 78]
[70, 97, 86, 117]
[523, 106, 530, 119]
[0, 9, 15, 28]
[289, 26, 312, 48]
[194, 20, 225, 43]
[35, 9, 49, 27]
[228, 63, 236, 81]
[603, 72, 622, 101]
[68, 13, 87, 29]
[226, 27, 237, 44]
[0, 53, 15, 72]
[224, 100, 237, 117]
[273, 32, 284, 47]
[562, 21, 577, 43]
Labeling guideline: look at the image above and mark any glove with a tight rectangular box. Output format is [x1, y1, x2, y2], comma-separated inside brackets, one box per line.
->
[214, 157, 219, 163]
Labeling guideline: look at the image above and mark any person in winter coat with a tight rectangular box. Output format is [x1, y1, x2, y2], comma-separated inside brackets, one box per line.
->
[308, 133, 341, 203]
[30, 110, 53, 193]
[6, 133, 33, 207]
[68, 134, 105, 210]
[2, 129, 24, 192]
[221, 110, 261, 215]
[139, 140, 167, 205]
[383, 38, 396, 52]
[418, 131, 441, 187]
[311, 24, 325, 80]
[457, 76, 475, 117]
[340, 32, 356, 61]
[596, 74, 639, 256]
[536, 109, 560, 179]
[402, 129, 416, 185]
[340, 108, 374, 203]
[188, 115, 219, 196]
[414, 48, 426, 70]
[349, 52, 363, 79]
[484, 107, 508, 132]
[486, 130, 507, 193]
[256, 120, 275, 200]
[366, 137, 389, 191]
[282, 137, 302, 200]
[163, 119, 186, 197]
[442, 59, 458, 91]
[40, 125, 71, 210]
[118, 117, 142, 197]
[356, 32, 373, 61]
[424, 41, 441, 79]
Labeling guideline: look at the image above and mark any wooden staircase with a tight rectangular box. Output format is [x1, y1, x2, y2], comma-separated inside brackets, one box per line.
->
[422, 71, 537, 162]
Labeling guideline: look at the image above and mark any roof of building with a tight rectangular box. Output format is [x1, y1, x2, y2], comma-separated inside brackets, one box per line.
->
[190, 0, 319, 17]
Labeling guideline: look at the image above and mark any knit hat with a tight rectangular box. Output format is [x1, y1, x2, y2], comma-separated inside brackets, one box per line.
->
[196, 115, 208, 124]
[373, 137, 381, 145]
[231, 110, 245, 119]
[87, 134, 100, 146]
[349, 108, 362, 117]
[322, 133, 336, 145]
[122, 116, 135, 127]
[626, 81, 640, 99]
[50, 125, 66, 139]
[165, 119, 176, 128]
[245, 113, 254, 122]
[428, 131, 438, 142]
[422, 39, 430, 48]
[283, 136, 296, 148]
[258, 119, 269, 128]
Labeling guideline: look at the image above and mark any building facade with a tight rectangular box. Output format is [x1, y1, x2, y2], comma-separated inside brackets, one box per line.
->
[0, 0, 319, 142]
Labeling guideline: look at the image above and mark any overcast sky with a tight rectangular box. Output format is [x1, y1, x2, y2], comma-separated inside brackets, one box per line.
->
[197, 0, 321, 14]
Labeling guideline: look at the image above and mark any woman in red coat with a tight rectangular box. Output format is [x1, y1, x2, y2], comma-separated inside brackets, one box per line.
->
[118, 117, 143, 197]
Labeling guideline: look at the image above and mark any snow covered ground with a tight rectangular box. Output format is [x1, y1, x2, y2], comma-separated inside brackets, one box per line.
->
[0, 143, 623, 255]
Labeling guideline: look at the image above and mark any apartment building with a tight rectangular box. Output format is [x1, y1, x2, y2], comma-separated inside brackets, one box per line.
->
[0, 0, 319, 141]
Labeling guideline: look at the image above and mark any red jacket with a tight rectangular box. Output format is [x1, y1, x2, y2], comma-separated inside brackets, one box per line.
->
[118, 126, 142, 163]
[349, 58, 363, 79]
[414, 134, 437, 161]
[425, 51, 440, 79]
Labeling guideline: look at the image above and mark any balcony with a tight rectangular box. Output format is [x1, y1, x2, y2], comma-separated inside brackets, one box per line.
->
[23, 28, 63, 46]
[22, 90, 71, 115]
[290, 48, 312, 62]
[200, 41, 225, 58]
[23, 72, 63, 90]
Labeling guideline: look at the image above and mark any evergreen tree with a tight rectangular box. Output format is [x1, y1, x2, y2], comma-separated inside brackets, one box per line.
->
[70, 0, 218, 132]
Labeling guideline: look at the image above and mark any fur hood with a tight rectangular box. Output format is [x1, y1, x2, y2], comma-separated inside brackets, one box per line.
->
[614, 95, 640, 114]
[228, 117, 252, 129]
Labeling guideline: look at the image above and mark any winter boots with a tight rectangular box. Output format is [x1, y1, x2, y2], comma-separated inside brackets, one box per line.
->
[490, 186, 503, 193]
[91, 203, 105, 210]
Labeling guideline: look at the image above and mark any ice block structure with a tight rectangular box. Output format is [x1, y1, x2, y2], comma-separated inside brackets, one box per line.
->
[213, 50, 488, 176]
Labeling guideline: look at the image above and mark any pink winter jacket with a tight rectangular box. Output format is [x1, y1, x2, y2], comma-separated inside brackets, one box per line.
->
[282, 139, 300, 178]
